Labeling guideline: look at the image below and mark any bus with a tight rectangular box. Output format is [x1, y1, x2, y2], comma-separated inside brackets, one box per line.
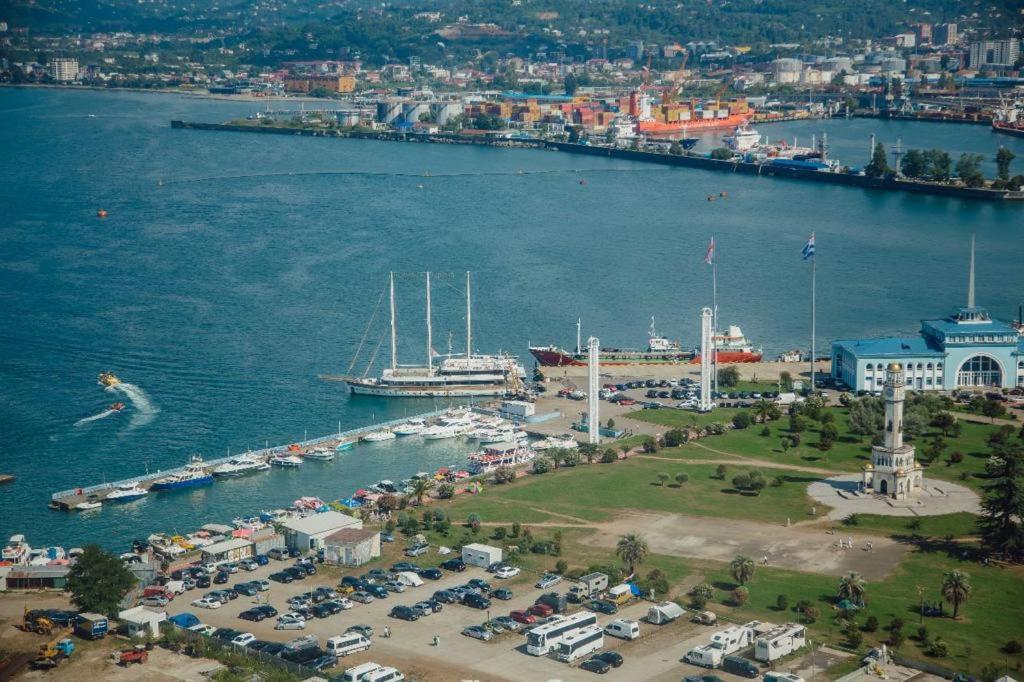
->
[525, 612, 599, 656]
[554, 624, 604, 662]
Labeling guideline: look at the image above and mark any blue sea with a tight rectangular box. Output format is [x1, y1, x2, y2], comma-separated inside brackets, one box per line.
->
[1, 87, 1022, 550]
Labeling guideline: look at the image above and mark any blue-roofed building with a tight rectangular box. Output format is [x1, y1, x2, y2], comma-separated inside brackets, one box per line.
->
[831, 239, 1024, 392]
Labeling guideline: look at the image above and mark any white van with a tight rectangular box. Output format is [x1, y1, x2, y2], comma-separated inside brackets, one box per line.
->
[326, 633, 372, 658]
[604, 618, 640, 640]
[363, 666, 405, 682]
[341, 662, 382, 682]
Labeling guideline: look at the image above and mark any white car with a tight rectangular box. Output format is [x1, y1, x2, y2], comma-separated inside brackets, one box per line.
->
[141, 595, 169, 607]
[335, 597, 354, 610]
[275, 614, 307, 631]
[535, 573, 562, 589]
[192, 597, 222, 609]
[239, 559, 258, 571]
[231, 633, 256, 648]
[188, 624, 217, 636]
[494, 566, 520, 579]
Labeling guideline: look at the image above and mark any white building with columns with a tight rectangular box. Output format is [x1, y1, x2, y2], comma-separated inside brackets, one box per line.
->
[862, 362, 925, 500]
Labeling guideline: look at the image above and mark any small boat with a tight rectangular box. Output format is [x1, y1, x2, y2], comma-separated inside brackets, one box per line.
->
[97, 371, 120, 387]
[150, 457, 214, 491]
[75, 501, 102, 511]
[271, 454, 303, 467]
[394, 419, 426, 436]
[109, 402, 126, 412]
[421, 425, 458, 440]
[2, 535, 31, 564]
[335, 440, 355, 452]
[361, 430, 396, 442]
[105, 483, 148, 502]
[213, 457, 270, 477]
[304, 448, 335, 461]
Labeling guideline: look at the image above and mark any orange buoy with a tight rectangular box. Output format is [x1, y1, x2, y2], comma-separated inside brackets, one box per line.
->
[720, 191, 728, 197]
[96, 209, 108, 218]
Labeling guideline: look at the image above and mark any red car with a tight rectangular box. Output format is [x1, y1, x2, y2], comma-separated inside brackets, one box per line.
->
[510, 609, 536, 625]
[618, 398, 636, 406]
[527, 603, 553, 617]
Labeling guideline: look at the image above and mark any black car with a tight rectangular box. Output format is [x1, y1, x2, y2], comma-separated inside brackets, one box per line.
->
[234, 582, 259, 596]
[432, 590, 458, 604]
[580, 657, 611, 674]
[281, 646, 323, 664]
[368, 568, 390, 580]
[595, 651, 623, 668]
[366, 585, 389, 599]
[239, 608, 267, 622]
[390, 605, 420, 621]
[196, 575, 211, 588]
[221, 587, 239, 600]
[340, 575, 361, 587]
[490, 588, 513, 601]
[311, 603, 336, 619]
[269, 571, 294, 584]
[586, 600, 618, 615]
[417, 568, 442, 580]
[295, 563, 317, 576]
[288, 548, 302, 558]
[463, 593, 491, 609]
[440, 558, 466, 572]
[468, 578, 491, 592]
[213, 571, 229, 585]
[309, 654, 339, 672]
[391, 562, 420, 573]
[284, 567, 307, 581]
[212, 628, 242, 643]
[320, 600, 343, 615]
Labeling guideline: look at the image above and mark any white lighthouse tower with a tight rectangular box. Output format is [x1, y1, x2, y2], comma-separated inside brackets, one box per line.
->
[699, 307, 714, 413]
[862, 362, 924, 500]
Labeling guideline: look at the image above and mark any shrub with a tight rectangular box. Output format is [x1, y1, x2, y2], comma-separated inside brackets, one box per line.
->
[863, 615, 879, 632]
[760, 425, 771, 437]
[511, 521, 521, 538]
[949, 451, 964, 464]
[554, 560, 568, 574]
[561, 450, 580, 467]
[732, 412, 753, 429]
[789, 433, 801, 447]
[601, 449, 618, 463]
[771, 475, 785, 487]
[640, 436, 658, 453]
[847, 628, 864, 648]
[794, 599, 812, 613]
[705, 422, 726, 435]
[732, 474, 752, 490]
[532, 458, 552, 474]
[715, 464, 727, 479]
[691, 583, 714, 608]
[732, 586, 749, 605]
[1003, 640, 1023, 654]
[437, 483, 455, 499]
[802, 606, 819, 623]
[493, 466, 516, 484]
[927, 637, 948, 657]
[641, 568, 670, 597]
[842, 513, 860, 526]
[888, 617, 905, 633]
[663, 429, 688, 447]
[657, 472, 670, 486]
[492, 527, 507, 540]
[674, 472, 689, 486]
[776, 594, 789, 611]
[466, 513, 482, 533]
[916, 626, 929, 643]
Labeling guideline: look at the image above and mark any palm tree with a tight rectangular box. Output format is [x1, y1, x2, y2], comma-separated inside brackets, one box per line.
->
[579, 443, 599, 465]
[754, 399, 773, 423]
[615, 534, 649, 576]
[838, 571, 867, 607]
[411, 478, 434, 505]
[941, 570, 971, 619]
[730, 555, 755, 585]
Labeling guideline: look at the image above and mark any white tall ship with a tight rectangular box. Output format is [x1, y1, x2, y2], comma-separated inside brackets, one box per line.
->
[343, 272, 526, 398]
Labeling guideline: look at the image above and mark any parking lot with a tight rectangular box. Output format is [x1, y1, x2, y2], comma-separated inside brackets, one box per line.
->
[164, 553, 788, 681]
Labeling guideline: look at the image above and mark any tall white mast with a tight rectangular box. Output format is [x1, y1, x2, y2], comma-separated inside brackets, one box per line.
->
[712, 236, 718, 396]
[967, 234, 976, 308]
[465, 271, 472, 359]
[576, 318, 582, 354]
[426, 271, 433, 372]
[389, 271, 397, 370]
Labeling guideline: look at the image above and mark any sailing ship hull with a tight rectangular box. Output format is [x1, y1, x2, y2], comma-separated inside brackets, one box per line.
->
[346, 380, 517, 398]
[690, 350, 763, 364]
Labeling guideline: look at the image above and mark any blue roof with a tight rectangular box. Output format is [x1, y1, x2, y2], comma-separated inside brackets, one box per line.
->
[833, 336, 943, 359]
[921, 315, 1018, 337]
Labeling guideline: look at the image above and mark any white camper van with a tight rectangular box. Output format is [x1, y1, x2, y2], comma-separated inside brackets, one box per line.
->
[683, 643, 725, 668]
[755, 624, 807, 663]
[604, 618, 640, 640]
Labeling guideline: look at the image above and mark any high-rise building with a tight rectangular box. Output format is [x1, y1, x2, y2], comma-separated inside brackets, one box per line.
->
[968, 39, 1020, 68]
[933, 23, 957, 46]
[49, 58, 79, 82]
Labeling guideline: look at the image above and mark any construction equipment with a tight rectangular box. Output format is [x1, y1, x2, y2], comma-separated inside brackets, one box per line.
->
[20, 608, 57, 635]
[116, 645, 149, 666]
[30, 633, 74, 670]
[662, 50, 690, 104]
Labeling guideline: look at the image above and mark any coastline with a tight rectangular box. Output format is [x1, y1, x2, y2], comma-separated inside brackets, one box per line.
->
[0, 82, 331, 104]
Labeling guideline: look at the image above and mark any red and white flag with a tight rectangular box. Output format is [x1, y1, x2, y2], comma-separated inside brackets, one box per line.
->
[704, 236, 715, 265]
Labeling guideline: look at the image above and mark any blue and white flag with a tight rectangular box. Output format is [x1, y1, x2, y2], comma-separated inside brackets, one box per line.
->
[802, 233, 816, 260]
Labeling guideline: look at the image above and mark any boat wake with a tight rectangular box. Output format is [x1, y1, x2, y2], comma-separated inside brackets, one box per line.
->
[74, 409, 117, 427]
[109, 382, 159, 427]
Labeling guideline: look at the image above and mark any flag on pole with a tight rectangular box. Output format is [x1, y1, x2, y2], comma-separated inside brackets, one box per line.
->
[704, 236, 715, 265]
[802, 233, 816, 260]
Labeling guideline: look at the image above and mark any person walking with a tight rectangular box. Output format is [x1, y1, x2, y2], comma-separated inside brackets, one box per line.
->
[432, 634, 439, 647]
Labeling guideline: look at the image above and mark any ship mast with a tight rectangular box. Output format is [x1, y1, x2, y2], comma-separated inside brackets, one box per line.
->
[576, 318, 582, 354]
[389, 271, 397, 370]
[426, 271, 433, 373]
[465, 271, 472, 359]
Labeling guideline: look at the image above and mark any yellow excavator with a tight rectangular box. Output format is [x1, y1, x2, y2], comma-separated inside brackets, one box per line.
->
[20, 608, 57, 635]
[30, 630, 75, 670]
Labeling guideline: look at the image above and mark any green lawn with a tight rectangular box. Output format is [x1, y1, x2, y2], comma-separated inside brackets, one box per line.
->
[629, 407, 743, 430]
[445, 457, 821, 525]
[841, 512, 980, 539]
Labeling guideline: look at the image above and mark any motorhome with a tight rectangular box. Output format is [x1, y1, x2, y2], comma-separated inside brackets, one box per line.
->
[754, 623, 807, 663]
[646, 601, 685, 625]
[710, 622, 759, 654]
[567, 572, 609, 601]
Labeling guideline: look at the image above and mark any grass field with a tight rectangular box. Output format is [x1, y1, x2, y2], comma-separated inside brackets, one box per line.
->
[840, 512, 980, 539]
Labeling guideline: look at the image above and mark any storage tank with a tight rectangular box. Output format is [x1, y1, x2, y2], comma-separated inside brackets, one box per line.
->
[335, 111, 361, 127]
[432, 102, 464, 126]
[772, 58, 803, 84]
[823, 56, 853, 74]
[402, 102, 430, 124]
[375, 99, 404, 124]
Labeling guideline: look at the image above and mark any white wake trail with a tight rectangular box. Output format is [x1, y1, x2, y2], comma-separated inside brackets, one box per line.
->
[74, 409, 116, 427]
[111, 382, 159, 427]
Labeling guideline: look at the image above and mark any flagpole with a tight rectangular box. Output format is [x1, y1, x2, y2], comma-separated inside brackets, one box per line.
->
[811, 254, 816, 390]
[712, 241, 718, 397]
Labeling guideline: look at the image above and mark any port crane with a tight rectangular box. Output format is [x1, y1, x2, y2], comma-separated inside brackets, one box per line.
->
[661, 50, 690, 104]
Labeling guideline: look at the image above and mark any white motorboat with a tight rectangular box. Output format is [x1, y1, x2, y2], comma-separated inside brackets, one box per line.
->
[75, 501, 102, 511]
[2, 535, 31, 564]
[480, 429, 527, 444]
[28, 547, 66, 565]
[105, 483, 149, 501]
[213, 457, 270, 477]
[270, 455, 303, 467]
[394, 419, 426, 436]
[361, 430, 396, 442]
[304, 447, 335, 461]
[534, 434, 580, 451]
[421, 424, 458, 440]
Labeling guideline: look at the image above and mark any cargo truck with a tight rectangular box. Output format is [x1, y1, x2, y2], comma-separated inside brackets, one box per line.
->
[74, 613, 109, 640]
[567, 572, 609, 602]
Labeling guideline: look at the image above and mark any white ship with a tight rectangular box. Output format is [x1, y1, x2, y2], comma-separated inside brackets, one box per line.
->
[342, 272, 526, 398]
[467, 442, 536, 474]
[723, 124, 760, 152]
[212, 456, 271, 477]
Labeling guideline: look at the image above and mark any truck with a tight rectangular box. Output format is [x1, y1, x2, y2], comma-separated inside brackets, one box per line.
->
[74, 613, 109, 640]
[567, 572, 609, 602]
[31, 637, 75, 670]
[754, 623, 807, 663]
[645, 601, 685, 625]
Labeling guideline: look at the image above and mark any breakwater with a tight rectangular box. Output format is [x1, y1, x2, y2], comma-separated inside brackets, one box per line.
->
[170, 120, 1024, 202]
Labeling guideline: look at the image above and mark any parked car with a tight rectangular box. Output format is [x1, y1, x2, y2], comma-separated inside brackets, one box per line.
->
[345, 624, 374, 639]
[239, 607, 270, 622]
[383, 580, 407, 593]
[191, 597, 221, 609]
[463, 593, 491, 610]
[331, 597, 354, 610]
[528, 603, 553, 617]
[366, 585, 389, 599]
[389, 605, 420, 621]
[351, 591, 375, 604]
[404, 543, 430, 557]
[432, 590, 458, 604]
[254, 554, 269, 566]
[381, 533, 394, 543]
[462, 625, 493, 641]
[233, 582, 259, 597]
[490, 588, 513, 601]
[494, 566, 520, 579]
[493, 616, 521, 632]
[391, 562, 419, 573]
[212, 572, 229, 585]
[468, 578, 491, 591]
[283, 567, 307, 581]
[440, 558, 466, 572]
[231, 633, 256, 648]
[682, 677, 724, 682]
[417, 568, 442, 580]
[269, 571, 293, 584]
[595, 651, 623, 668]
[141, 595, 169, 607]
[510, 610, 536, 625]
[311, 603, 338, 619]
[195, 575, 211, 589]
[221, 563, 239, 574]
[274, 614, 306, 631]
[580, 657, 611, 674]
[586, 600, 618, 615]
[535, 573, 562, 589]
[414, 600, 443, 614]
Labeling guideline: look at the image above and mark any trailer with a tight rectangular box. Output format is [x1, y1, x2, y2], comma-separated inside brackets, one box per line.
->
[567, 572, 609, 601]
[645, 601, 685, 625]
[755, 623, 807, 663]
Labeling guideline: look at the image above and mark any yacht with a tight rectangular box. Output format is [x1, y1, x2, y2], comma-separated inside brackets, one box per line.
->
[28, 547, 67, 565]
[468, 443, 536, 474]
[3, 535, 31, 564]
[421, 424, 459, 440]
[304, 447, 335, 461]
[75, 501, 102, 511]
[150, 457, 214, 492]
[342, 272, 526, 398]
[105, 483, 149, 501]
[534, 434, 580, 451]
[271, 454, 303, 467]
[723, 124, 761, 152]
[335, 440, 355, 451]
[394, 419, 426, 436]
[480, 429, 527, 444]
[213, 456, 270, 477]
[362, 430, 396, 442]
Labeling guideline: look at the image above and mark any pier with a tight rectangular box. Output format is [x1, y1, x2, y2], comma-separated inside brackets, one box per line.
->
[48, 408, 451, 510]
[170, 120, 1024, 202]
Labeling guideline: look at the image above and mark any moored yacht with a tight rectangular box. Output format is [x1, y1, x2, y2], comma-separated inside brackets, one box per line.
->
[105, 483, 149, 501]
[468, 442, 536, 474]
[213, 456, 270, 477]
[3, 534, 31, 564]
[270, 454, 303, 467]
[534, 434, 580, 451]
[394, 419, 426, 436]
[150, 457, 214, 492]
[361, 430, 396, 442]
[421, 424, 458, 440]
[304, 447, 335, 461]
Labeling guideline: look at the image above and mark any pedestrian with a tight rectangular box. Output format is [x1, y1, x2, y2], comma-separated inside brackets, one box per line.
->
[384, 625, 391, 638]
[762, 555, 769, 565]
[432, 634, 440, 647]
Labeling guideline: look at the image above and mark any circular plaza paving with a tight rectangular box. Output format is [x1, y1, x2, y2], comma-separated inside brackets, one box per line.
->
[807, 473, 981, 520]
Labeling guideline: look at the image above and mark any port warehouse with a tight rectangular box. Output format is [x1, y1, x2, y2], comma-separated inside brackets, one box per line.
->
[169, 121, 1024, 202]
[48, 408, 450, 508]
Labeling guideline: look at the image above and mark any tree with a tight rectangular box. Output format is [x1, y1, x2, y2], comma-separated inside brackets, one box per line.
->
[732, 412, 752, 429]
[607, 418, 616, 430]
[66, 544, 137, 615]
[532, 458, 552, 474]
[615, 534, 649, 575]
[776, 594, 789, 611]
[982, 400, 1007, 423]
[511, 521, 522, 538]
[377, 494, 399, 513]
[941, 570, 971, 619]
[932, 411, 956, 437]
[669, 140, 683, 155]
[732, 586, 749, 605]
[561, 450, 581, 467]
[674, 472, 689, 486]
[494, 465, 516, 484]
[663, 429, 688, 447]
[819, 422, 839, 451]
[717, 366, 740, 387]
[848, 398, 884, 441]
[715, 464, 727, 479]
[753, 399, 774, 423]
[564, 73, 579, 96]
[925, 149, 952, 181]
[901, 149, 928, 178]
[730, 555, 755, 585]
[601, 448, 618, 463]
[412, 477, 434, 504]
[781, 438, 791, 455]
[466, 512, 482, 533]
[789, 414, 807, 433]
[691, 583, 714, 607]
[838, 571, 867, 607]
[802, 606, 820, 624]
[956, 153, 985, 188]
[579, 443, 599, 464]
[437, 483, 455, 499]
[996, 146, 1016, 181]
[779, 371, 794, 392]
[924, 436, 947, 465]
[657, 472, 670, 486]
[865, 142, 891, 178]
